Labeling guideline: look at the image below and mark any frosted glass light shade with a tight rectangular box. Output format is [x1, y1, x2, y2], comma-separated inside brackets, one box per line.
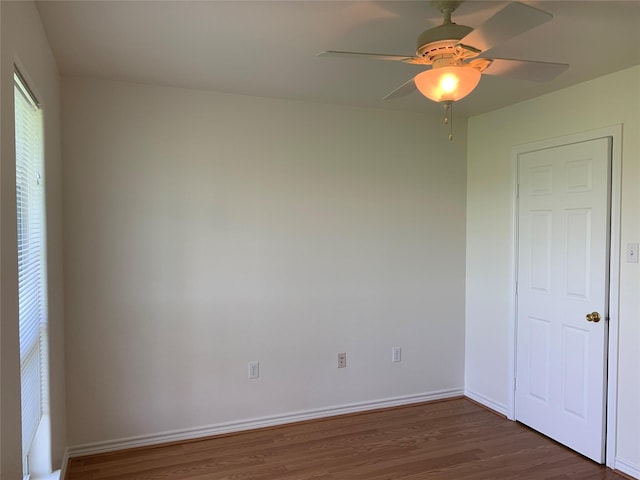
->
[415, 66, 481, 103]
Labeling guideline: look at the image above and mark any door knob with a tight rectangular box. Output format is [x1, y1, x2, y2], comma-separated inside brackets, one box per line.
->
[586, 312, 601, 323]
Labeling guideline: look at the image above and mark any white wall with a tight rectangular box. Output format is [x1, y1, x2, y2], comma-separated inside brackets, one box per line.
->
[466, 66, 640, 476]
[62, 77, 468, 447]
[1, 1, 66, 477]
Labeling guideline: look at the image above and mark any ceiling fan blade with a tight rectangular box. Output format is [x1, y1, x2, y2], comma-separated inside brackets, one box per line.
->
[459, 2, 553, 53]
[482, 58, 569, 82]
[383, 76, 419, 100]
[317, 51, 427, 65]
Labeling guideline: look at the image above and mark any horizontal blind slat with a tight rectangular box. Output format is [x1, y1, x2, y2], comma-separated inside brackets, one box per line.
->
[21, 347, 42, 455]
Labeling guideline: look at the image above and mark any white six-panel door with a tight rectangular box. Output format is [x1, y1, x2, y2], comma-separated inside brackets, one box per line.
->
[515, 137, 611, 462]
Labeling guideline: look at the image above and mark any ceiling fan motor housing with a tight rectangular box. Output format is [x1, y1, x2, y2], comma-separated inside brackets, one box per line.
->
[416, 23, 473, 61]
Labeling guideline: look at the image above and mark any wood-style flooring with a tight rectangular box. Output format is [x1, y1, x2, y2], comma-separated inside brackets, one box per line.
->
[65, 397, 627, 480]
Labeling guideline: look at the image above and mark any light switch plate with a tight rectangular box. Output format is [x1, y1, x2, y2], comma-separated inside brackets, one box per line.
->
[392, 347, 402, 363]
[248, 361, 259, 379]
[627, 243, 639, 263]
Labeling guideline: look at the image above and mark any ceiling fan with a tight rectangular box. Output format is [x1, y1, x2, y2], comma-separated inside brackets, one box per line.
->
[318, 1, 568, 139]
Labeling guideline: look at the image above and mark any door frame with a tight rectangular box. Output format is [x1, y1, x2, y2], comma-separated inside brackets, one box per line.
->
[507, 125, 623, 468]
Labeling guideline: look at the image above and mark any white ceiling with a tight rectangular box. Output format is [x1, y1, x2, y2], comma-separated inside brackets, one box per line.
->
[36, 1, 640, 117]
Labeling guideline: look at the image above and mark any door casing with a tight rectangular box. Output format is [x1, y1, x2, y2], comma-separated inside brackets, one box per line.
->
[508, 125, 622, 468]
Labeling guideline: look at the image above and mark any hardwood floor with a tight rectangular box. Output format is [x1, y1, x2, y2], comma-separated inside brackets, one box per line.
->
[66, 398, 627, 480]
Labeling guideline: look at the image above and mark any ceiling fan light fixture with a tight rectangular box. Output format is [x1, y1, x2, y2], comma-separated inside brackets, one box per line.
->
[414, 65, 481, 103]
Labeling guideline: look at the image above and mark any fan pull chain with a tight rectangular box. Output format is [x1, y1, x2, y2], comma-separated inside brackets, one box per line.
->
[443, 102, 454, 141]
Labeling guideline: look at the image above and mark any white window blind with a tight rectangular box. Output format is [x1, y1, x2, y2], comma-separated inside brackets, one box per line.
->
[14, 71, 48, 469]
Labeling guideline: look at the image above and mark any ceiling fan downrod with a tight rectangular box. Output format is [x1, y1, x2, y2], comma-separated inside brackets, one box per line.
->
[431, 0, 464, 24]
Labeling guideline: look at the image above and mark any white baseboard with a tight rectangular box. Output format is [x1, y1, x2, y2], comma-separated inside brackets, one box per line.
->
[65, 388, 463, 460]
[30, 471, 60, 480]
[464, 389, 509, 417]
[616, 457, 640, 479]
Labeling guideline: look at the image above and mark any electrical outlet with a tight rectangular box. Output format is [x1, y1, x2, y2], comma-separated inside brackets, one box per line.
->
[338, 352, 347, 368]
[392, 347, 402, 363]
[248, 361, 259, 379]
